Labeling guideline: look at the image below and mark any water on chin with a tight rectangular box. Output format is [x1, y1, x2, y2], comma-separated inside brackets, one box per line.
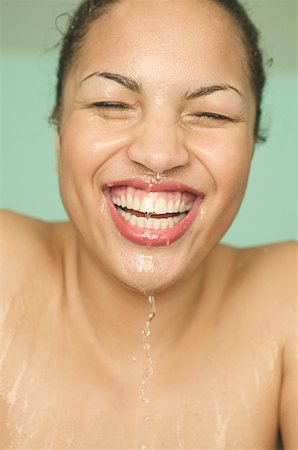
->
[120, 250, 173, 295]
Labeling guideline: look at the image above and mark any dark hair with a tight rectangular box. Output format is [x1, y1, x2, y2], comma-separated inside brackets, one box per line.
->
[50, 0, 267, 142]
[213, 0, 267, 142]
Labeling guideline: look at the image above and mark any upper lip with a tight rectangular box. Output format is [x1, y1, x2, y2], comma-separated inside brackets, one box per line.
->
[103, 178, 205, 197]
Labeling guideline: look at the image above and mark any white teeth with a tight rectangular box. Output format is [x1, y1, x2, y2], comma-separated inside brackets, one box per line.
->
[174, 198, 180, 213]
[117, 207, 186, 230]
[132, 197, 141, 211]
[112, 191, 194, 214]
[136, 216, 145, 228]
[112, 196, 121, 206]
[154, 197, 167, 214]
[127, 194, 133, 209]
[179, 201, 185, 213]
[130, 214, 137, 226]
[118, 208, 125, 217]
[160, 218, 168, 230]
[140, 196, 154, 213]
[167, 199, 174, 213]
[145, 218, 153, 229]
[168, 218, 174, 228]
[152, 218, 161, 230]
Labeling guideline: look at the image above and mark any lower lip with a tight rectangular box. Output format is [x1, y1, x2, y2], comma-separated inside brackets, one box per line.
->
[104, 190, 204, 247]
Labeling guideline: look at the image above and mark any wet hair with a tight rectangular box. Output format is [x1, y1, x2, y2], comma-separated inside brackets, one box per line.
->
[50, 0, 267, 142]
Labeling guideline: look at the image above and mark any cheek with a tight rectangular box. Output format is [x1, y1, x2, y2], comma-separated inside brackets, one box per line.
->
[58, 114, 131, 181]
[189, 128, 253, 198]
[187, 130, 254, 244]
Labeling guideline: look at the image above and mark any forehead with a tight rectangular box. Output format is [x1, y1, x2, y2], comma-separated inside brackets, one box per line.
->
[71, 0, 250, 93]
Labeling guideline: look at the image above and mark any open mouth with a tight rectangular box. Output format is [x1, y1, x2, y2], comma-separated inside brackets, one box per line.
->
[112, 186, 194, 229]
[103, 180, 205, 246]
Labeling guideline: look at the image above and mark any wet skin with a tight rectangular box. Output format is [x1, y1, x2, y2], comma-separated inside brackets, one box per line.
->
[0, 216, 296, 449]
[0, 0, 297, 448]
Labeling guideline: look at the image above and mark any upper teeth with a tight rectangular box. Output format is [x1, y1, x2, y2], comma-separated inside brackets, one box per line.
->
[112, 194, 193, 214]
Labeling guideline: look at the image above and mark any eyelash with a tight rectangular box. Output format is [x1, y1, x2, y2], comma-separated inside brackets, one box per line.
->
[92, 101, 132, 110]
[192, 112, 231, 121]
[91, 102, 231, 122]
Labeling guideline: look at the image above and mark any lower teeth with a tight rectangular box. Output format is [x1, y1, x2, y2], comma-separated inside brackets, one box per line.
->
[116, 207, 186, 230]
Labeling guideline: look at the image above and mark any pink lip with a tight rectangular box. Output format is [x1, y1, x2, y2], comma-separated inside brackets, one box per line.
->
[105, 178, 201, 195]
[103, 179, 205, 247]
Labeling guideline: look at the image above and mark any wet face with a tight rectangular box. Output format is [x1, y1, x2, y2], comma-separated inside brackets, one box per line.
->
[56, 0, 256, 293]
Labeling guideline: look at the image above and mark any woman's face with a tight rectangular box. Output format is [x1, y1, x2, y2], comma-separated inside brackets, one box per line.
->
[56, 0, 256, 293]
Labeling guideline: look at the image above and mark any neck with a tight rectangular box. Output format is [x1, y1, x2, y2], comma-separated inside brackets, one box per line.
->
[62, 233, 216, 371]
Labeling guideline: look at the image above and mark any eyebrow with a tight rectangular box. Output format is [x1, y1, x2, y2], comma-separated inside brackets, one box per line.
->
[80, 71, 244, 101]
[80, 71, 143, 94]
[185, 84, 244, 100]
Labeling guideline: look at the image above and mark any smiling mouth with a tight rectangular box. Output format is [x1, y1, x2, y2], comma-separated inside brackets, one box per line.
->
[103, 180, 205, 246]
[111, 186, 194, 230]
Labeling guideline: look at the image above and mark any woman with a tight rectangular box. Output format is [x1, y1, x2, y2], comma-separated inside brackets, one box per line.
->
[0, 0, 296, 449]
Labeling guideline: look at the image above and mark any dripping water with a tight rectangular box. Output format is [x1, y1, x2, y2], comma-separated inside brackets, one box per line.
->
[140, 294, 156, 404]
[154, 172, 162, 182]
[199, 205, 207, 220]
[100, 199, 107, 214]
[138, 295, 157, 450]
[145, 211, 153, 229]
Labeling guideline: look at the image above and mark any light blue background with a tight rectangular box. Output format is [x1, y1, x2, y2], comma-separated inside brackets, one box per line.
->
[0, 0, 297, 246]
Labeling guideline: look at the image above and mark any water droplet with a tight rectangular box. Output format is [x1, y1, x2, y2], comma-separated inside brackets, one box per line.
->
[100, 200, 107, 214]
[155, 171, 162, 182]
[142, 327, 151, 337]
[140, 396, 150, 404]
[144, 367, 154, 377]
[200, 205, 207, 220]
[140, 294, 156, 407]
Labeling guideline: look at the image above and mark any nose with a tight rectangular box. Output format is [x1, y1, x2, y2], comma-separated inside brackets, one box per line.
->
[127, 116, 189, 174]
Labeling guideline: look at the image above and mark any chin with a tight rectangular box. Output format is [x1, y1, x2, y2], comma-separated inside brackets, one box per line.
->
[113, 248, 192, 295]
[121, 274, 170, 296]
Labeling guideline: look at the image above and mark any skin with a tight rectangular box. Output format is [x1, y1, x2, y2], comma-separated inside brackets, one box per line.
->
[0, 0, 297, 449]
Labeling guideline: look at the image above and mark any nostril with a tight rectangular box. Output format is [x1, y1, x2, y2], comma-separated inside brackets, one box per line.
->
[128, 146, 189, 174]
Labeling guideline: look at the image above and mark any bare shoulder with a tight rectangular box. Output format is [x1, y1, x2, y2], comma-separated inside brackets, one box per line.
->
[231, 242, 297, 448]
[0, 211, 64, 442]
[236, 240, 296, 276]
[213, 241, 297, 339]
[0, 209, 55, 265]
[233, 241, 296, 303]
[229, 241, 297, 336]
[0, 210, 64, 302]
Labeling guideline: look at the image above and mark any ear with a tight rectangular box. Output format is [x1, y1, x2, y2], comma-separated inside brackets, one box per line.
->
[55, 132, 61, 174]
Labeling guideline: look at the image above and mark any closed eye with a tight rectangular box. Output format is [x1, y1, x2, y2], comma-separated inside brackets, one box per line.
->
[90, 101, 137, 121]
[92, 101, 132, 110]
[193, 112, 231, 121]
[182, 111, 235, 129]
